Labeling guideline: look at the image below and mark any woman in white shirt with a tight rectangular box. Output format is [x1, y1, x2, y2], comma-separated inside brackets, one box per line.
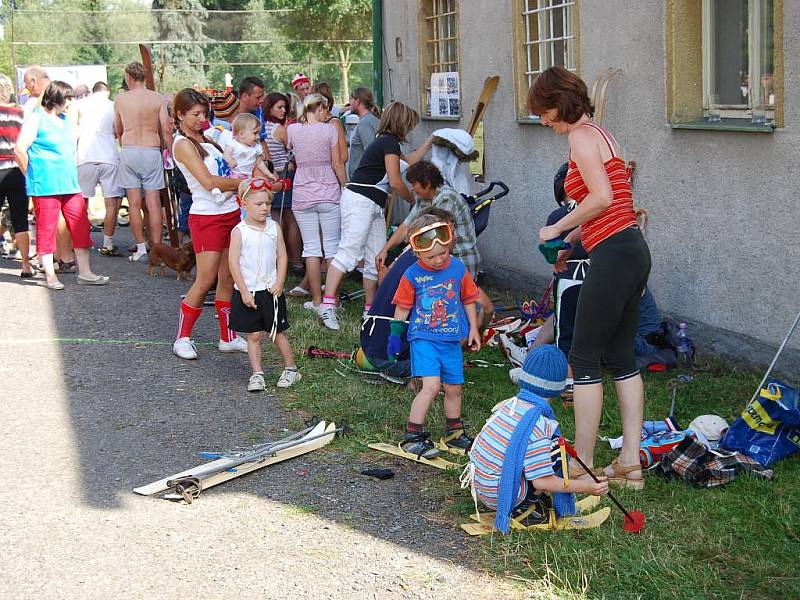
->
[170, 88, 250, 360]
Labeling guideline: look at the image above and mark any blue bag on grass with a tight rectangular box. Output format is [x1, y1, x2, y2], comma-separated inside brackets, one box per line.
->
[721, 380, 800, 467]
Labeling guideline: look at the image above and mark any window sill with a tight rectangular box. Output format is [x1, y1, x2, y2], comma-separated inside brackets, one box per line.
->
[517, 117, 543, 125]
[669, 119, 775, 133]
[422, 115, 461, 122]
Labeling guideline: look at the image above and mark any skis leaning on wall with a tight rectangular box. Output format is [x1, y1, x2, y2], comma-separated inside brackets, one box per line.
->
[467, 75, 500, 137]
[134, 421, 338, 503]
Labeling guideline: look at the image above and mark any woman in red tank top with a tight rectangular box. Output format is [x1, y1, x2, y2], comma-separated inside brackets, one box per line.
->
[528, 67, 651, 490]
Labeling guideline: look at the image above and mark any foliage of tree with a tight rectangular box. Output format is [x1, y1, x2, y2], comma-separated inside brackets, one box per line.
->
[151, 0, 208, 89]
[264, 0, 372, 101]
[0, 0, 374, 101]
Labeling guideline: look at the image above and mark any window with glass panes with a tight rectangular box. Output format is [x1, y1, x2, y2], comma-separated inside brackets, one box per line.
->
[419, 0, 460, 117]
[514, 0, 577, 119]
[703, 0, 775, 121]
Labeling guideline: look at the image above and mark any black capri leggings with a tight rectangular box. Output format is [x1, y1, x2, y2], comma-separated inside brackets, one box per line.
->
[0, 167, 29, 234]
[569, 226, 651, 384]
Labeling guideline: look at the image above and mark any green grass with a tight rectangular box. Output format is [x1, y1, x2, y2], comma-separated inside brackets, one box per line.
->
[272, 277, 800, 600]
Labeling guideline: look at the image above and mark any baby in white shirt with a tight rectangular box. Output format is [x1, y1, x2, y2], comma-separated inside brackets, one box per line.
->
[219, 113, 278, 201]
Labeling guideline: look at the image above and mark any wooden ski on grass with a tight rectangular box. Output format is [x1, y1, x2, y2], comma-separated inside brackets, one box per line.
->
[368, 442, 463, 471]
[461, 506, 611, 535]
[139, 43, 179, 247]
[467, 76, 500, 137]
[134, 421, 337, 499]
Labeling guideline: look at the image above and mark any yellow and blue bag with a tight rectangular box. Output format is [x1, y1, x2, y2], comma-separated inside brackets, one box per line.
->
[721, 380, 800, 467]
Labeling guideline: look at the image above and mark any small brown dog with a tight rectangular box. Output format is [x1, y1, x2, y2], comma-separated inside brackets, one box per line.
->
[148, 242, 196, 280]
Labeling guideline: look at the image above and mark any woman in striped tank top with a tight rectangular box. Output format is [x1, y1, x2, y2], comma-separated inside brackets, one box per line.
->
[529, 66, 651, 490]
[263, 92, 303, 275]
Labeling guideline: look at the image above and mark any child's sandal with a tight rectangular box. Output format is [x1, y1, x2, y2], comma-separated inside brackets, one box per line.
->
[602, 459, 644, 490]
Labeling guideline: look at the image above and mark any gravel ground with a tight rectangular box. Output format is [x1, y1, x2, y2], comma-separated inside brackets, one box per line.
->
[0, 229, 524, 600]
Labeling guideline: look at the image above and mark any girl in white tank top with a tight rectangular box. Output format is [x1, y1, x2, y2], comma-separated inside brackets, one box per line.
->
[228, 180, 301, 391]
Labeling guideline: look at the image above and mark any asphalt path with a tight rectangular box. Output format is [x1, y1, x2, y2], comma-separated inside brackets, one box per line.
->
[0, 228, 523, 600]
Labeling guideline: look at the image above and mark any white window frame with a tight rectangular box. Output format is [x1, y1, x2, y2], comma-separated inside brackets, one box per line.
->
[518, 0, 577, 120]
[702, 0, 775, 121]
[420, 0, 460, 118]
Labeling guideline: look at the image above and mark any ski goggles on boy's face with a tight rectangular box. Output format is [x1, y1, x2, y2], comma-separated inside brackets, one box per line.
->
[240, 178, 274, 202]
[408, 222, 453, 252]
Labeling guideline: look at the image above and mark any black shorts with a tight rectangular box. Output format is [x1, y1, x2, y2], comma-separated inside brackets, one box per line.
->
[0, 167, 29, 234]
[230, 290, 290, 334]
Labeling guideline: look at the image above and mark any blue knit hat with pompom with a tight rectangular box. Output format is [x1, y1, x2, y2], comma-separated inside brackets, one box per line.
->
[517, 344, 568, 398]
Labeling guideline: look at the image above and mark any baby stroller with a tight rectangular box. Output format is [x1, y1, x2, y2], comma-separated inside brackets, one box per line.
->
[463, 180, 509, 237]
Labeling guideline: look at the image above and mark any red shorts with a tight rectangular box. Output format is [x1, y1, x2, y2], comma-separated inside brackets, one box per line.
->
[188, 209, 240, 253]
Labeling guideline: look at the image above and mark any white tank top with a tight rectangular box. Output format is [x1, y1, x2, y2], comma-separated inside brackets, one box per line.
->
[234, 220, 278, 292]
[173, 133, 239, 215]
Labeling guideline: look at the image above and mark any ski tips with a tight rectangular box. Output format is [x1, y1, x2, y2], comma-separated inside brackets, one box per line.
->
[622, 510, 646, 533]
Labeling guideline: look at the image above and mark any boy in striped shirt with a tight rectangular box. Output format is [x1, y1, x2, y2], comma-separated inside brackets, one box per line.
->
[469, 345, 607, 529]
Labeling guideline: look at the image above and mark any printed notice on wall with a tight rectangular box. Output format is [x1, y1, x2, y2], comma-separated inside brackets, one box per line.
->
[430, 71, 460, 117]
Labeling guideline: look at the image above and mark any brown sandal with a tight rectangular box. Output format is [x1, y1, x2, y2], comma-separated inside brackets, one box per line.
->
[568, 463, 604, 480]
[603, 459, 644, 490]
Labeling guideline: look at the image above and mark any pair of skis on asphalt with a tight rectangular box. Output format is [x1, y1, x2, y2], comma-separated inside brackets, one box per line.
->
[134, 420, 337, 503]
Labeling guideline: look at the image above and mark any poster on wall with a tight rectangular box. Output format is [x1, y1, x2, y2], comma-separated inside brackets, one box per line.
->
[430, 71, 460, 117]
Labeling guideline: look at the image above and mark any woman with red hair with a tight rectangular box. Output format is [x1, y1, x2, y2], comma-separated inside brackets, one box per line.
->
[529, 66, 651, 490]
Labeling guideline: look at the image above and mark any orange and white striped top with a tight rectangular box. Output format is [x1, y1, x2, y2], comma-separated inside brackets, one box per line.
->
[563, 122, 636, 252]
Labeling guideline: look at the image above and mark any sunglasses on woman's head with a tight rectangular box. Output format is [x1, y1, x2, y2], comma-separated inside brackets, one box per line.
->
[240, 178, 274, 202]
[408, 221, 453, 252]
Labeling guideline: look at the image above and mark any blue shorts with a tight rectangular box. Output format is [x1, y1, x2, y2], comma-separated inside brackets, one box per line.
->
[410, 338, 464, 384]
[178, 192, 192, 233]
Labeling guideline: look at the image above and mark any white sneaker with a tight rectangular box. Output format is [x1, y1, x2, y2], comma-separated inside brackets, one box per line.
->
[128, 250, 148, 262]
[248, 372, 266, 392]
[219, 335, 248, 353]
[276, 368, 302, 388]
[173, 337, 198, 360]
[319, 306, 340, 331]
[496, 333, 528, 368]
[303, 301, 321, 313]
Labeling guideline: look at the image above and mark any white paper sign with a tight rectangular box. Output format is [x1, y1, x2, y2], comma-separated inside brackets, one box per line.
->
[430, 71, 460, 117]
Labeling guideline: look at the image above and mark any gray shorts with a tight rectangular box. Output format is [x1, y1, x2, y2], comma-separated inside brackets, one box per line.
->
[117, 146, 164, 191]
[78, 162, 124, 199]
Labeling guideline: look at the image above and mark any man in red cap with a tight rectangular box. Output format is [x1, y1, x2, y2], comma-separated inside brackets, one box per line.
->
[291, 73, 311, 101]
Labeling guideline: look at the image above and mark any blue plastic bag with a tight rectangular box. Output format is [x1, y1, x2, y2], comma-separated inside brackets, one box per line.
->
[721, 380, 800, 467]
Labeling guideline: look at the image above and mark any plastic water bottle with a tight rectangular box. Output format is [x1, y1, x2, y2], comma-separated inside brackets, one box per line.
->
[676, 323, 693, 371]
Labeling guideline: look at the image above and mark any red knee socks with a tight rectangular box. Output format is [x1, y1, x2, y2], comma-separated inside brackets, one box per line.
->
[177, 302, 202, 340]
[215, 299, 236, 342]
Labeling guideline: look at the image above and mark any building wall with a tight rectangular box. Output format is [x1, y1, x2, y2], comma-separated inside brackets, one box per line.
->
[381, 1, 800, 362]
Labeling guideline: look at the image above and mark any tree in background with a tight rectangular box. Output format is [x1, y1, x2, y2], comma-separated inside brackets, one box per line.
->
[266, 0, 372, 102]
[75, 0, 114, 68]
[0, 0, 373, 100]
[151, 0, 208, 89]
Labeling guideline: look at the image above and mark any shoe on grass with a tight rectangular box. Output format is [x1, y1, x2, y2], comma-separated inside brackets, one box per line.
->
[400, 432, 440, 459]
[219, 336, 248, 353]
[276, 368, 301, 388]
[173, 337, 198, 360]
[303, 301, 320, 313]
[496, 333, 527, 368]
[248, 372, 266, 392]
[319, 306, 340, 331]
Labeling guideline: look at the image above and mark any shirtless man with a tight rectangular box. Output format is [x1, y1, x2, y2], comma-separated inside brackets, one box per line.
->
[114, 61, 172, 262]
